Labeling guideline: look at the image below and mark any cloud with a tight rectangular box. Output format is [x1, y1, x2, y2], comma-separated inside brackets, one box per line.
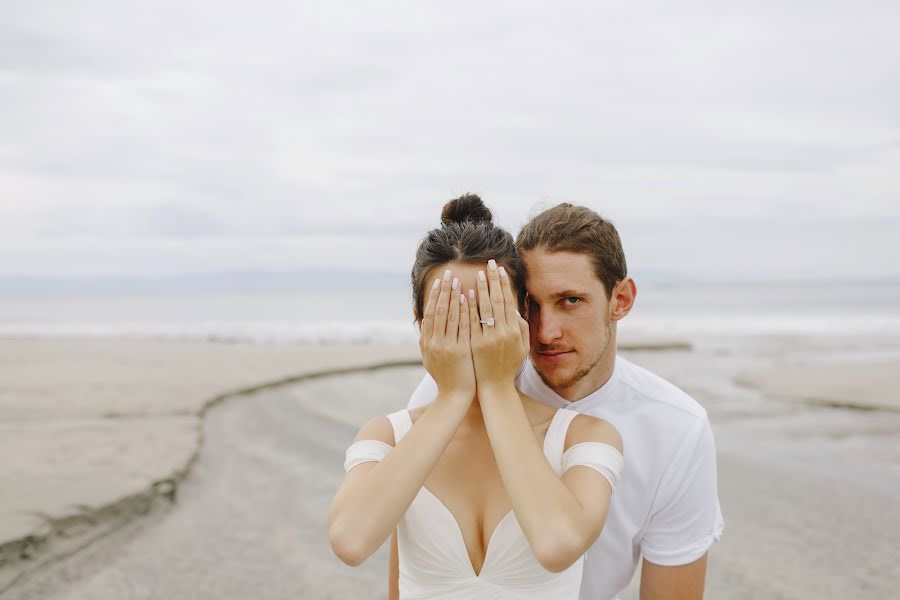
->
[1, 0, 899, 283]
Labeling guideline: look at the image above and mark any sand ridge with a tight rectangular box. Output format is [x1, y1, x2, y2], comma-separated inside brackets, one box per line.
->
[0, 338, 420, 587]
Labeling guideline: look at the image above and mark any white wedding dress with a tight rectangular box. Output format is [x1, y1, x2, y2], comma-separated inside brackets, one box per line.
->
[344, 408, 623, 599]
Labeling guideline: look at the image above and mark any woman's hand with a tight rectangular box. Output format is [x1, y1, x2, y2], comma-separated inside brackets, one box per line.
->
[419, 268, 476, 403]
[469, 259, 529, 390]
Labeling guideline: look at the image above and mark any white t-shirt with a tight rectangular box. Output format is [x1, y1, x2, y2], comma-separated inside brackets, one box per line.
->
[407, 354, 724, 600]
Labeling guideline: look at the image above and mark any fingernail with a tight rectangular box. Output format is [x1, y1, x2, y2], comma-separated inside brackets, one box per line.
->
[488, 259, 497, 271]
[469, 289, 476, 300]
[498, 266, 507, 278]
[459, 294, 466, 304]
[443, 269, 452, 282]
[432, 278, 440, 290]
[452, 277, 459, 290]
[478, 271, 486, 282]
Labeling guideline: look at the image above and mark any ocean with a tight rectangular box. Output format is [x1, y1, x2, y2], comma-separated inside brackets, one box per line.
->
[1, 281, 898, 344]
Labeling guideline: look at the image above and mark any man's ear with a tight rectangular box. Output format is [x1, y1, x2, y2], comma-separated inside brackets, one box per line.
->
[610, 277, 636, 322]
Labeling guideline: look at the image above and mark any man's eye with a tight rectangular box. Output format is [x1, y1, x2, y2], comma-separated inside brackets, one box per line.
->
[564, 297, 581, 306]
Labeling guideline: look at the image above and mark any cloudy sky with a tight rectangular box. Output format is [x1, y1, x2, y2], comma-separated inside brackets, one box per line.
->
[2, 0, 899, 289]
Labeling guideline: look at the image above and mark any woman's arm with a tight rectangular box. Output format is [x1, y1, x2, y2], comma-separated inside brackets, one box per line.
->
[388, 530, 399, 600]
[328, 397, 470, 566]
[328, 269, 475, 566]
[483, 395, 621, 572]
[470, 261, 623, 573]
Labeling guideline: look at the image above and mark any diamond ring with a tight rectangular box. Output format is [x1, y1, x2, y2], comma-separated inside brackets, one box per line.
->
[479, 318, 495, 327]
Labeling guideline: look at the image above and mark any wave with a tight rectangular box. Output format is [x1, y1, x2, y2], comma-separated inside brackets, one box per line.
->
[3, 313, 900, 344]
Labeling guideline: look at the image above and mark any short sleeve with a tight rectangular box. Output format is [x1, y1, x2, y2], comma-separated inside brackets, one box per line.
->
[407, 373, 438, 410]
[640, 417, 725, 566]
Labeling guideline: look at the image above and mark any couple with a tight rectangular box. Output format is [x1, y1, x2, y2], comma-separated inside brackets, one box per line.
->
[329, 196, 724, 599]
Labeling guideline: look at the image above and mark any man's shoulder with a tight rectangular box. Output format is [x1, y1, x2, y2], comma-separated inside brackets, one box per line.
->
[615, 355, 709, 424]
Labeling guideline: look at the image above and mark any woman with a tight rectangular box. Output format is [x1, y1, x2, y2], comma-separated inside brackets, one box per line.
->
[328, 195, 623, 599]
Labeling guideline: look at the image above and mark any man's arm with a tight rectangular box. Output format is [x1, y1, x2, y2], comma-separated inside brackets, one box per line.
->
[640, 554, 707, 600]
[639, 417, 722, 598]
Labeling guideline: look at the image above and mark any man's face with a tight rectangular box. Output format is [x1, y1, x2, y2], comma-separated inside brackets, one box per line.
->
[522, 248, 615, 400]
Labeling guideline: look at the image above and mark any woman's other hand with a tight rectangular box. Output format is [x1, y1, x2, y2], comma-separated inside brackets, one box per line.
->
[470, 259, 529, 390]
[419, 268, 476, 404]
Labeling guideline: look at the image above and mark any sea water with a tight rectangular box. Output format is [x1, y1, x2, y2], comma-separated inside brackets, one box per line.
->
[1, 281, 898, 344]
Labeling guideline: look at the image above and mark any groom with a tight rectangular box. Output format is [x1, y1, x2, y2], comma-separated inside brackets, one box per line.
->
[404, 203, 723, 599]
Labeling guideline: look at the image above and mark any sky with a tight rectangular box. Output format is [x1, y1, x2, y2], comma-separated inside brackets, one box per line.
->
[2, 0, 899, 291]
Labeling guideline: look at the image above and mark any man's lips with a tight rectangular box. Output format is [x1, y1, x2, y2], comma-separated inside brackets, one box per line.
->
[536, 349, 574, 361]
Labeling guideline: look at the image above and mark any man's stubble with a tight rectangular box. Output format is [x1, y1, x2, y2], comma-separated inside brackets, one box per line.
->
[533, 316, 613, 397]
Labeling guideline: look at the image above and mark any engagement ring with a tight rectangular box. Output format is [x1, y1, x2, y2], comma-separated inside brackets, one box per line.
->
[480, 318, 495, 327]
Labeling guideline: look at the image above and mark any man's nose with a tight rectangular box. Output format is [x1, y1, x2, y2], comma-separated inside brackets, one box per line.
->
[535, 309, 562, 345]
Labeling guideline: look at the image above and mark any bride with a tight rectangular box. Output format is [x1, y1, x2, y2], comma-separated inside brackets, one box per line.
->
[328, 195, 623, 599]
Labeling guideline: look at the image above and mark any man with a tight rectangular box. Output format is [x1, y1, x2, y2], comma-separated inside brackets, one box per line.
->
[403, 203, 724, 599]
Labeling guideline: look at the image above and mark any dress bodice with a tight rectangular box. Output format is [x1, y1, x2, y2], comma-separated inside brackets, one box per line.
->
[387, 408, 584, 600]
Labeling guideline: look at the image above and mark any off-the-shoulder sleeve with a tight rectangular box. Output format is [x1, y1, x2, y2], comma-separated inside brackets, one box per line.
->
[562, 442, 624, 491]
[343, 440, 393, 472]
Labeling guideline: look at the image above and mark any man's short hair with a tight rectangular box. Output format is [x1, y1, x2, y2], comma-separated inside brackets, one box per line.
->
[516, 203, 627, 299]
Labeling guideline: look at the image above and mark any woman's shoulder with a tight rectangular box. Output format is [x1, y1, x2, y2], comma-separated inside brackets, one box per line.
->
[564, 412, 623, 454]
[354, 414, 399, 446]
[408, 405, 428, 425]
[519, 391, 558, 422]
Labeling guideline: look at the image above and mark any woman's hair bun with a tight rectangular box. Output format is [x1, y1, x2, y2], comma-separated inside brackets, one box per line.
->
[441, 193, 493, 226]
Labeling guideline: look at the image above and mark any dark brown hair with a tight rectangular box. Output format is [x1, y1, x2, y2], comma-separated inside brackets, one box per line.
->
[412, 194, 525, 320]
[516, 203, 627, 299]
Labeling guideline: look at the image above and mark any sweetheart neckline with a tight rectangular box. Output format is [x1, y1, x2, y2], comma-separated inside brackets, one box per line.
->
[419, 486, 515, 578]
[400, 408, 570, 577]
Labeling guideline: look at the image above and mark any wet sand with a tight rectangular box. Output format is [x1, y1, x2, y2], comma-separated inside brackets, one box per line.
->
[3, 335, 900, 598]
[618, 342, 900, 599]
[1, 366, 427, 600]
[0, 339, 420, 590]
[735, 360, 900, 412]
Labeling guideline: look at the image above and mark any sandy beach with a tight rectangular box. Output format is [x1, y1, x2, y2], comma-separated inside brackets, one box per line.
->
[2, 334, 900, 599]
[4, 0, 900, 595]
[0, 338, 420, 592]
